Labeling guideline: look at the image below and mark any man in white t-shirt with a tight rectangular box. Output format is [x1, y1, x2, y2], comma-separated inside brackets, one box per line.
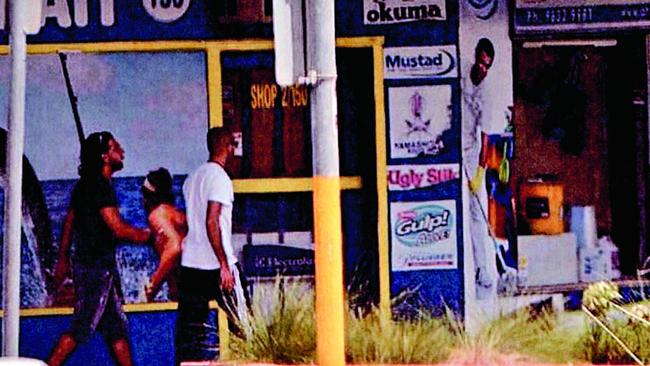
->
[176, 127, 248, 364]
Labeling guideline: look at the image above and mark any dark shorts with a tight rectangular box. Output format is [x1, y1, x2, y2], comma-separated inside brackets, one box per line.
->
[175, 264, 249, 364]
[67, 265, 129, 344]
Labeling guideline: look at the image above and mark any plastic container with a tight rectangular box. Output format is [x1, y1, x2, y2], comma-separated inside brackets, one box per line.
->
[569, 205, 597, 248]
[519, 178, 564, 235]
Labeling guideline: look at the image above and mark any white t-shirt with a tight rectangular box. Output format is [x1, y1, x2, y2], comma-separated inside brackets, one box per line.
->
[181, 162, 237, 270]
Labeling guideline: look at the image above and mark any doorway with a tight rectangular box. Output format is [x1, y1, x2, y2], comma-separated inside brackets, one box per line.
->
[513, 36, 648, 277]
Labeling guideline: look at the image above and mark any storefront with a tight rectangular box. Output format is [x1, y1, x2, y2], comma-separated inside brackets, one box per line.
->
[511, 0, 650, 290]
[8, 0, 649, 362]
[0, 0, 471, 362]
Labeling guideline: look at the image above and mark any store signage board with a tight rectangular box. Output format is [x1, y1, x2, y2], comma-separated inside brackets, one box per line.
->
[514, 0, 650, 35]
[388, 84, 453, 159]
[363, 0, 447, 25]
[383, 45, 458, 80]
[390, 200, 458, 271]
[387, 164, 460, 191]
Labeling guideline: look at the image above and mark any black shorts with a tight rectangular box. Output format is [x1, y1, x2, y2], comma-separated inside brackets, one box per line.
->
[175, 264, 249, 364]
[67, 265, 129, 344]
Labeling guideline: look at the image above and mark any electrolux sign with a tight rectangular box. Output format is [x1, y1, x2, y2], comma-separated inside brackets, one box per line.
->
[384, 45, 458, 79]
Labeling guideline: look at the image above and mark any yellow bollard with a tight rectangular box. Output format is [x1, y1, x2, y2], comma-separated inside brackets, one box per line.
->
[313, 176, 345, 366]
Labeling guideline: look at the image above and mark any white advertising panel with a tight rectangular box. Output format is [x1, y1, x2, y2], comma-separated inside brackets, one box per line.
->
[391, 200, 458, 271]
[388, 85, 452, 159]
[387, 164, 460, 191]
[363, 0, 446, 25]
[384, 45, 458, 80]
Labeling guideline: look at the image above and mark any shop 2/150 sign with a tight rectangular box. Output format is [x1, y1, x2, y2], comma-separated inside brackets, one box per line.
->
[250, 84, 309, 110]
[3, 0, 191, 29]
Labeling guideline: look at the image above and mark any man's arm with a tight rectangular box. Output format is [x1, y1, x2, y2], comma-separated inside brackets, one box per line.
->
[53, 208, 75, 288]
[100, 206, 151, 243]
[206, 201, 234, 290]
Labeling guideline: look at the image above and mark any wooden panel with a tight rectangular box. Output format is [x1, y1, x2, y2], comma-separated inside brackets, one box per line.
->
[282, 85, 310, 176]
[249, 69, 276, 177]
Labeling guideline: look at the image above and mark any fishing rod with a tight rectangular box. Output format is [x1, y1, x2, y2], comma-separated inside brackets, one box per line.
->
[58, 52, 85, 145]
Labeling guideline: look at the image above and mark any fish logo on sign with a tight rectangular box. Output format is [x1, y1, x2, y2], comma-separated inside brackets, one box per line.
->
[467, 0, 498, 20]
[400, 91, 446, 155]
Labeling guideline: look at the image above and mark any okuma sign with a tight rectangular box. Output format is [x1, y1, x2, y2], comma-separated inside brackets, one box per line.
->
[363, 0, 446, 25]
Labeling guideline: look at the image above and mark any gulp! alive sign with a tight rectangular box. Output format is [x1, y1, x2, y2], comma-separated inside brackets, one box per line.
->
[387, 164, 460, 191]
[391, 200, 458, 271]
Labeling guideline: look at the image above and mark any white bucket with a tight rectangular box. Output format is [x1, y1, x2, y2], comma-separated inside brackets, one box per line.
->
[570, 205, 597, 249]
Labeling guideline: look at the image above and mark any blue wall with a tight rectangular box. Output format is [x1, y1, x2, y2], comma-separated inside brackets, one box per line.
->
[14, 311, 177, 365]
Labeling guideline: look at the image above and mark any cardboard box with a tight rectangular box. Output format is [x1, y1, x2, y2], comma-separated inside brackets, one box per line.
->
[518, 233, 578, 286]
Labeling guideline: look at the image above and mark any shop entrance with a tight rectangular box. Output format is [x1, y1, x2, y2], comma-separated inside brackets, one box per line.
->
[220, 46, 380, 304]
[513, 36, 648, 280]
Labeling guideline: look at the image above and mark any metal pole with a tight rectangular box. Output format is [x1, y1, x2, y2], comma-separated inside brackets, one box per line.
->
[3, 0, 27, 356]
[58, 53, 85, 145]
[306, 0, 345, 365]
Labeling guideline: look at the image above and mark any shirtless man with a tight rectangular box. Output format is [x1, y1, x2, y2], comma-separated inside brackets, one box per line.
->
[141, 167, 187, 301]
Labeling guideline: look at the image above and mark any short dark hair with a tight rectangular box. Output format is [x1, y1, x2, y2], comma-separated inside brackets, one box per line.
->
[207, 127, 233, 155]
[475, 38, 495, 61]
[78, 131, 113, 178]
[142, 167, 174, 211]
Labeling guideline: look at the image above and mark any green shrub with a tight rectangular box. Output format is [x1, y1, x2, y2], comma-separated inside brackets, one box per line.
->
[346, 307, 454, 364]
[228, 279, 316, 364]
[450, 309, 580, 364]
[582, 281, 622, 317]
[579, 303, 650, 364]
[229, 279, 589, 364]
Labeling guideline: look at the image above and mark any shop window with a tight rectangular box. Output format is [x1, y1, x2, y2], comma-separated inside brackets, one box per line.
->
[221, 51, 311, 178]
[217, 0, 272, 23]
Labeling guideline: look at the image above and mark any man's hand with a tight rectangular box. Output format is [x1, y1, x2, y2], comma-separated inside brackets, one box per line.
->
[53, 258, 71, 290]
[469, 166, 485, 194]
[220, 265, 235, 291]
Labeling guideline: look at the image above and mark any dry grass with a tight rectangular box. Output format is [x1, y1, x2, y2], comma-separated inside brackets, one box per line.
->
[228, 279, 593, 364]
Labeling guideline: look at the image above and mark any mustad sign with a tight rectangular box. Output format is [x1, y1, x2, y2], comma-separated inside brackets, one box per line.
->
[384, 45, 458, 79]
[364, 0, 446, 25]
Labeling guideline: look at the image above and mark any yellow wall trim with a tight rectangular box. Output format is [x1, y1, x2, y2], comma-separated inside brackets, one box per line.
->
[233, 176, 362, 193]
[3, 301, 230, 318]
[371, 43, 390, 314]
[0, 36, 385, 56]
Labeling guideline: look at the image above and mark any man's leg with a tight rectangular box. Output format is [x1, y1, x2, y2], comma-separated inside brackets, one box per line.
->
[99, 283, 133, 366]
[48, 334, 77, 366]
[109, 338, 133, 366]
[176, 267, 218, 365]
